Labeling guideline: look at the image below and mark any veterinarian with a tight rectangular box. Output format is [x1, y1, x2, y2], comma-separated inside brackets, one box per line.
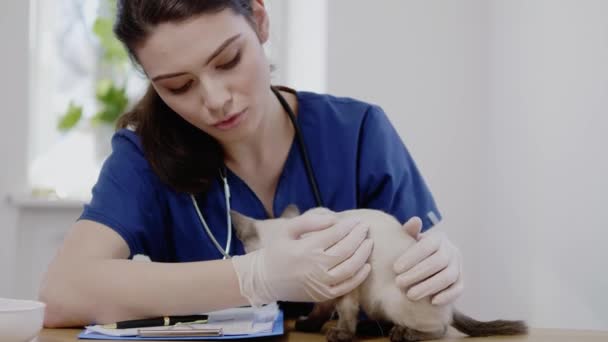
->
[40, 0, 463, 327]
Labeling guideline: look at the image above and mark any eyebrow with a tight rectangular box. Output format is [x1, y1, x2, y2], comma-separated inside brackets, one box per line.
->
[151, 33, 242, 82]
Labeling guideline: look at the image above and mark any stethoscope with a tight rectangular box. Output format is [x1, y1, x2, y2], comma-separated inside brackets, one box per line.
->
[190, 87, 324, 259]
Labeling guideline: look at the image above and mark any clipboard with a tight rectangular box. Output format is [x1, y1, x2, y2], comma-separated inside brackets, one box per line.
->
[78, 311, 284, 340]
[138, 327, 223, 337]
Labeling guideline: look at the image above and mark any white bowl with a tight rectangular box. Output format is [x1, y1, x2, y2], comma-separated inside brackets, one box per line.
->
[0, 298, 45, 342]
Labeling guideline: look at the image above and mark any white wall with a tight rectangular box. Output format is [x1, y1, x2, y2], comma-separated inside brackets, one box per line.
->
[327, 0, 492, 322]
[326, 0, 608, 331]
[485, 0, 608, 330]
[283, 0, 327, 92]
[13, 207, 82, 300]
[0, 1, 30, 298]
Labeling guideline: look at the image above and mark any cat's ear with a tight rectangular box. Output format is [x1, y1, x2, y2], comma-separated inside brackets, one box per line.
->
[230, 210, 259, 243]
[230, 210, 254, 228]
[281, 204, 301, 218]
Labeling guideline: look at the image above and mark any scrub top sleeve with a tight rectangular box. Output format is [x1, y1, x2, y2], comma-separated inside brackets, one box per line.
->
[79, 133, 167, 258]
[356, 105, 442, 231]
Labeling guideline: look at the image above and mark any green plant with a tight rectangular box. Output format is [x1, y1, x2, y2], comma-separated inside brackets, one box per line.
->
[57, 102, 83, 131]
[57, 0, 130, 132]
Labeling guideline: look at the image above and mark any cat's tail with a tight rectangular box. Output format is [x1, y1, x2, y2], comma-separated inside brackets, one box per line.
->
[451, 310, 528, 337]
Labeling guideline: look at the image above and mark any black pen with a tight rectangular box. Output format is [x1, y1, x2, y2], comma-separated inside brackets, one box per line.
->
[102, 314, 209, 329]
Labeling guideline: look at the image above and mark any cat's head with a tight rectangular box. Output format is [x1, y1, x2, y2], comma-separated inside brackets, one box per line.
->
[231, 204, 311, 253]
[231, 205, 402, 253]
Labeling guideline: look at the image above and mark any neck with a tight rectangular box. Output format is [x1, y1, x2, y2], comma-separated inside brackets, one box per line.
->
[223, 89, 294, 172]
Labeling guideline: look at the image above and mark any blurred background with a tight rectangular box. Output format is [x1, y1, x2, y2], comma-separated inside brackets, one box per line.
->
[1, 0, 607, 331]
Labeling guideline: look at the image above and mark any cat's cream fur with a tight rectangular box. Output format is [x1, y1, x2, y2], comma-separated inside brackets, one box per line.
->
[231, 206, 527, 342]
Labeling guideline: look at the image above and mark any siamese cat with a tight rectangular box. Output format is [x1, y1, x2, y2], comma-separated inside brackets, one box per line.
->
[231, 206, 527, 342]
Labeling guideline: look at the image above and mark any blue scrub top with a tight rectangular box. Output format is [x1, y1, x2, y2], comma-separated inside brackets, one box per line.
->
[80, 90, 441, 261]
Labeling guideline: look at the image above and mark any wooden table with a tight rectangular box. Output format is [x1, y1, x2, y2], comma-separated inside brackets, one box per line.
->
[38, 321, 608, 342]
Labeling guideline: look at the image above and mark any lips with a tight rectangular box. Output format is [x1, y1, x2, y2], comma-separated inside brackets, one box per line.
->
[213, 109, 247, 130]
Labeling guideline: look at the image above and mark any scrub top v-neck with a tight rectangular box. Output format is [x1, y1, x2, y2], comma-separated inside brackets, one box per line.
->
[80, 89, 441, 262]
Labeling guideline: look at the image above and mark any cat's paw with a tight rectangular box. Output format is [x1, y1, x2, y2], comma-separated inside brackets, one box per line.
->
[389, 326, 419, 342]
[326, 327, 355, 342]
[389, 325, 447, 342]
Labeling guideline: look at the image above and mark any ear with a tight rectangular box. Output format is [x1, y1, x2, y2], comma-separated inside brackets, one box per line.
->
[230, 210, 260, 244]
[251, 0, 270, 44]
[281, 204, 301, 218]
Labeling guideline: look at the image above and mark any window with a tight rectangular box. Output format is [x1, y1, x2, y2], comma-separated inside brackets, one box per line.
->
[28, 0, 147, 200]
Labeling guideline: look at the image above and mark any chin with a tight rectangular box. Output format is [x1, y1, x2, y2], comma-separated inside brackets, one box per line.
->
[216, 122, 254, 144]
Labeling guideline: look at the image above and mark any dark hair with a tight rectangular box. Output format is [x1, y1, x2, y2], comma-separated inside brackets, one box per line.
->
[114, 0, 254, 194]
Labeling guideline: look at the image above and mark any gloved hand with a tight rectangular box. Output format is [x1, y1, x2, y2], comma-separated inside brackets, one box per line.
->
[231, 211, 373, 306]
[393, 217, 464, 306]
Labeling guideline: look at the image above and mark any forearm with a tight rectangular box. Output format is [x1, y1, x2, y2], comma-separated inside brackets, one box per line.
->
[39, 258, 248, 327]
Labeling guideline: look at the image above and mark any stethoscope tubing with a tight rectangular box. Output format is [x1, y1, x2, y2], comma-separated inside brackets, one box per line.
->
[191, 87, 323, 259]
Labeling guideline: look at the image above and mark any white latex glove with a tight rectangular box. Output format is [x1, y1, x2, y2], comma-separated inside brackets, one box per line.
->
[393, 217, 464, 306]
[231, 211, 373, 306]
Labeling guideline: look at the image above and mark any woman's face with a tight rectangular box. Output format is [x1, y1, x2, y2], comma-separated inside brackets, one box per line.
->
[135, 2, 271, 144]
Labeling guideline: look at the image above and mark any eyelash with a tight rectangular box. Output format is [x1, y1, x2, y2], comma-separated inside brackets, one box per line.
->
[168, 51, 242, 95]
[218, 52, 242, 70]
[169, 81, 193, 95]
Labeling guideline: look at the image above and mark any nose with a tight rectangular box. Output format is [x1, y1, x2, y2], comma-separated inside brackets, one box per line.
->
[199, 76, 232, 117]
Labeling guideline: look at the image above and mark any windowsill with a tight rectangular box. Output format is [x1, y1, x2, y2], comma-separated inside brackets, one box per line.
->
[7, 194, 86, 210]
